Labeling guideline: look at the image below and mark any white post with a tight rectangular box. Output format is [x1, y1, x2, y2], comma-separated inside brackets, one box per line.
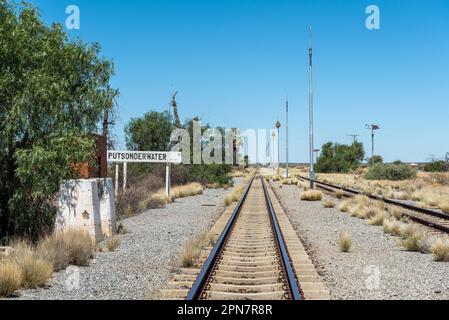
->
[123, 162, 128, 192]
[115, 163, 119, 197]
[165, 163, 171, 197]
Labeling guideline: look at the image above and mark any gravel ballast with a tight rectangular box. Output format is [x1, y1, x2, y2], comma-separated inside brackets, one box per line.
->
[274, 183, 449, 300]
[18, 187, 230, 300]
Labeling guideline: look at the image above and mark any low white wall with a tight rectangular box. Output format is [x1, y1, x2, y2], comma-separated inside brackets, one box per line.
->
[56, 178, 116, 242]
[98, 178, 116, 237]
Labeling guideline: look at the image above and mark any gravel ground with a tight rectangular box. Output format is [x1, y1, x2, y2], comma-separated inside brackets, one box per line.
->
[273, 183, 449, 300]
[17, 187, 230, 300]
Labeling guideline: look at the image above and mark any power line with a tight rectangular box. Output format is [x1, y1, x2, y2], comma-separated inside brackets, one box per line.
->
[348, 134, 360, 143]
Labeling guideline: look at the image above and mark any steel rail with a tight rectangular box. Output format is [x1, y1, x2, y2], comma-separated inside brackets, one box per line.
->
[299, 177, 449, 234]
[261, 178, 303, 300]
[185, 176, 255, 300]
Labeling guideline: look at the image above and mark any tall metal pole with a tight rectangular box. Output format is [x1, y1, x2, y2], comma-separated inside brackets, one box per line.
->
[272, 131, 276, 172]
[286, 98, 289, 178]
[308, 26, 315, 188]
[371, 129, 375, 166]
[277, 128, 281, 175]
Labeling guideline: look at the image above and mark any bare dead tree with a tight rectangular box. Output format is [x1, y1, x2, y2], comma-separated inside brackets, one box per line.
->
[171, 91, 182, 128]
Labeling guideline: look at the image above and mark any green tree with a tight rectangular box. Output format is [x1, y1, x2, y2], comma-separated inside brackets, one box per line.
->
[315, 142, 365, 173]
[0, 1, 117, 242]
[125, 111, 174, 151]
[367, 155, 384, 165]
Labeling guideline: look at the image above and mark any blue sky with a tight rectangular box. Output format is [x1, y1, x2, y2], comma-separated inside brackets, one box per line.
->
[25, 0, 449, 162]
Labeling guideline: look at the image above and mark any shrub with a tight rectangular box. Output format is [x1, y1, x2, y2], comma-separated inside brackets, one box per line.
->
[315, 142, 365, 173]
[365, 163, 417, 181]
[0, 260, 23, 297]
[335, 190, 344, 199]
[431, 238, 449, 261]
[186, 164, 232, 186]
[424, 160, 449, 173]
[300, 190, 323, 201]
[339, 232, 352, 252]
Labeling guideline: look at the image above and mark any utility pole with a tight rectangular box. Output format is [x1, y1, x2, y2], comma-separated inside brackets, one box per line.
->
[272, 131, 276, 172]
[275, 120, 281, 175]
[348, 134, 360, 143]
[308, 26, 315, 188]
[285, 97, 289, 178]
[366, 124, 380, 165]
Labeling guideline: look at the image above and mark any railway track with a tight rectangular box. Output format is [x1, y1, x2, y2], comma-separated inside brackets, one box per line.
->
[299, 176, 449, 235]
[162, 177, 329, 300]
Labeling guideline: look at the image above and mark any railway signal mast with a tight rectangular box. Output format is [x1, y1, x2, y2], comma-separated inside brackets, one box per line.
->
[366, 124, 380, 166]
[275, 120, 281, 175]
[308, 26, 315, 188]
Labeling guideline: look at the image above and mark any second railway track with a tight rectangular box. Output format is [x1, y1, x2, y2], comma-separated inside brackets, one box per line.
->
[299, 176, 449, 236]
[162, 176, 329, 300]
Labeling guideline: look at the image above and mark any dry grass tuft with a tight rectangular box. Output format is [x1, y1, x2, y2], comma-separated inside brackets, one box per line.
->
[431, 238, 449, 262]
[180, 231, 211, 268]
[335, 190, 344, 199]
[224, 184, 245, 206]
[338, 199, 354, 212]
[106, 236, 122, 252]
[300, 190, 323, 201]
[339, 232, 352, 252]
[147, 193, 168, 209]
[388, 206, 403, 220]
[36, 230, 94, 269]
[10, 241, 53, 289]
[399, 225, 427, 252]
[439, 201, 449, 214]
[383, 218, 402, 236]
[36, 233, 70, 271]
[349, 204, 369, 219]
[0, 260, 23, 297]
[322, 199, 336, 208]
[367, 209, 386, 226]
[63, 230, 95, 267]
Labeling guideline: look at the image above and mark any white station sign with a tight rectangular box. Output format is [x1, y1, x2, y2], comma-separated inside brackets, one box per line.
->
[107, 151, 182, 164]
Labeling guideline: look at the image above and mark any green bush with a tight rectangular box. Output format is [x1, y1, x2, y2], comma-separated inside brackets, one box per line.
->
[187, 164, 232, 186]
[315, 142, 365, 173]
[424, 160, 449, 173]
[365, 163, 417, 181]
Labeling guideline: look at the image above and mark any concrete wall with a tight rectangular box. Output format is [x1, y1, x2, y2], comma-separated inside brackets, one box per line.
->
[56, 178, 116, 242]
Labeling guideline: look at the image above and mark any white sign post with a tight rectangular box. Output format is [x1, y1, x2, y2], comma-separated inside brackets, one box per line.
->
[108, 151, 182, 199]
